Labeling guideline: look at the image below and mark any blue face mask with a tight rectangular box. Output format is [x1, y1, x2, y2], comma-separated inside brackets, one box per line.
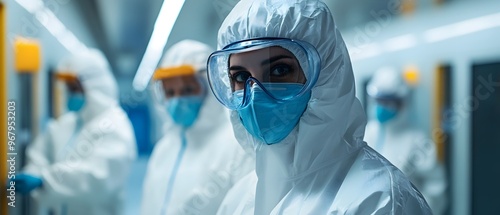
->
[237, 84, 311, 145]
[376, 105, 398, 124]
[167, 96, 204, 128]
[67, 93, 86, 112]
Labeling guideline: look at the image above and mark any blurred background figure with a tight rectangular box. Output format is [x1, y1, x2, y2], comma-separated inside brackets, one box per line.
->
[140, 40, 253, 215]
[13, 49, 137, 215]
[3, 0, 500, 214]
[364, 67, 447, 215]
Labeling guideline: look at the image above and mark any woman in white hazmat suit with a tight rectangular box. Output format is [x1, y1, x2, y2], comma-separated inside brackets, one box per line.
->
[18, 49, 137, 215]
[140, 40, 253, 215]
[206, 0, 433, 214]
[364, 68, 448, 214]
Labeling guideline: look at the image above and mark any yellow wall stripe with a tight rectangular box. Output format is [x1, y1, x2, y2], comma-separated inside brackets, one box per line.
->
[433, 64, 446, 163]
[0, 2, 9, 214]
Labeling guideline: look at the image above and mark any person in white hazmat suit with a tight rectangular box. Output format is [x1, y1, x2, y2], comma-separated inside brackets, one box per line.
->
[14, 49, 137, 215]
[205, 0, 433, 214]
[364, 67, 448, 215]
[140, 40, 253, 215]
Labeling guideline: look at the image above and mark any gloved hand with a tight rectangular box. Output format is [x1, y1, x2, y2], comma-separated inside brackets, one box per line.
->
[12, 173, 43, 194]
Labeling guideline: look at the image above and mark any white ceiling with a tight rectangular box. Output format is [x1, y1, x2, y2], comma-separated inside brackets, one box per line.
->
[79, 0, 448, 77]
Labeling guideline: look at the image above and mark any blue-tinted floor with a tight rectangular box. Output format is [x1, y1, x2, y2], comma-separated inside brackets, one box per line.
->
[124, 155, 150, 215]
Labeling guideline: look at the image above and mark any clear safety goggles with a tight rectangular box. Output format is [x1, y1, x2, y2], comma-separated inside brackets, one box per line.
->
[152, 65, 206, 104]
[207, 38, 321, 110]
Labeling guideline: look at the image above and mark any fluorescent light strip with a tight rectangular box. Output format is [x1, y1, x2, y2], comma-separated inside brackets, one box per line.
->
[424, 12, 500, 43]
[350, 43, 383, 61]
[132, 0, 186, 91]
[351, 12, 500, 62]
[14, 0, 87, 54]
[383, 34, 417, 52]
[14, 0, 43, 13]
[350, 35, 416, 61]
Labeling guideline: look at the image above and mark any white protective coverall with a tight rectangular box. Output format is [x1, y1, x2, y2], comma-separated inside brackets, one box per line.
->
[22, 49, 137, 215]
[364, 68, 448, 215]
[215, 0, 432, 214]
[140, 40, 254, 215]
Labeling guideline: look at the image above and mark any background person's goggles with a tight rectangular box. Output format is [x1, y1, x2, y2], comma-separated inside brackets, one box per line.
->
[152, 65, 205, 104]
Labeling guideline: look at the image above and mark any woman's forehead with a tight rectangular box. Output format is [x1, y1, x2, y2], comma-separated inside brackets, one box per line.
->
[162, 75, 199, 86]
[229, 46, 295, 65]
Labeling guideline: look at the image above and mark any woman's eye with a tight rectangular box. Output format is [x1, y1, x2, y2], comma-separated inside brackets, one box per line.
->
[182, 86, 194, 95]
[232, 71, 251, 83]
[165, 89, 174, 98]
[270, 65, 292, 77]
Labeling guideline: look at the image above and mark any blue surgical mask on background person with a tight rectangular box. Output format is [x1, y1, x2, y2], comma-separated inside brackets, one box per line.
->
[237, 84, 310, 144]
[67, 93, 86, 112]
[167, 96, 204, 128]
[375, 104, 398, 124]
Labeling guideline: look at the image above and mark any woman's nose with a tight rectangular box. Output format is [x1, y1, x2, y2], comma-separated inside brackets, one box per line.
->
[250, 71, 265, 83]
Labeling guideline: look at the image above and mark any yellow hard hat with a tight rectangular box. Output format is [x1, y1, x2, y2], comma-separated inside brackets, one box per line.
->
[55, 72, 78, 82]
[152, 65, 196, 80]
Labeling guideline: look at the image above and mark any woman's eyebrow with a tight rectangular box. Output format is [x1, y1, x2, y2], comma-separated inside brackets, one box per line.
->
[261, 55, 292, 66]
[229, 65, 247, 71]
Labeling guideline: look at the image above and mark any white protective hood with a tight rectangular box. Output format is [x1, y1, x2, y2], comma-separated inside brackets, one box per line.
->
[57, 48, 119, 122]
[23, 48, 137, 215]
[152, 39, 233, 145]
[365, 68, 447, 214]
[217, 0, 432, 214]
[141, 40, 254, 215]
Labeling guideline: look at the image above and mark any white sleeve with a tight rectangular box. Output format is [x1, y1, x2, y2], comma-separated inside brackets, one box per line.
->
[411, 135, 448, 215]
[32, 117, 137, 205]
[23, 121, 56, 176]
[217, 171, 256, 215]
